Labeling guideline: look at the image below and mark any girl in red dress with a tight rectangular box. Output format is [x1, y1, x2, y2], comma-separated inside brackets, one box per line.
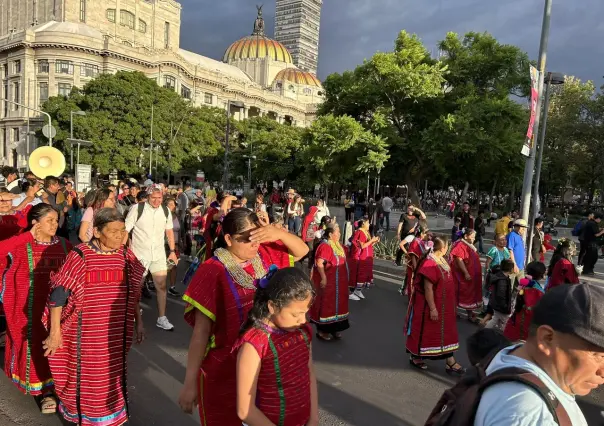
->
[43, 208, 146, 426]
[504, 262, 547, 342]
[236, 267, 318, 426]
[403, 226, 431, 297]
[405, 236, 464, 375]
[202, 193, 235, 261]
[301, 205, 318, 269]
[0, 204, 71, 413]
[349, 219, 379, 301]
[179, 208, 309, 426]
[546, 238, 579, 291]
[310, 224, 350, 341]
[450, 228, 483, 322]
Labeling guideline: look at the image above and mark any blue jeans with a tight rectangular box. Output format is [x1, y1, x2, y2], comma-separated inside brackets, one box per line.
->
[382, 212, 391, 230]
[288, 216, 302, 234]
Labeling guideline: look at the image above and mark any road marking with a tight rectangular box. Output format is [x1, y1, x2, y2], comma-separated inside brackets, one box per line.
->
[373, 272, 401, 285]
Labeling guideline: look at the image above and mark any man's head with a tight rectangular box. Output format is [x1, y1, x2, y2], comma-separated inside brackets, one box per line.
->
[454, 217, 461, 226]
[462, 202, 470, 212]
[513, 219, 528, 236]
[65, 181, 73, 192]
[44, 176, 60, 194]
[500, 259, 515, 275]
[595, 213, 603, 224]
[527, 284, 604, 396]
[534, 217, 544, 229]
[148, 186, 163, 208]
[587, 211, 595, 220]
[2, 166, 18, 183]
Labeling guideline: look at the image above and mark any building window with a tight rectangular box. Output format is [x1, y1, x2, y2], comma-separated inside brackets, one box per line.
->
[204, 93, 213, 104]
[13, 82, 19, 109]
[2, 64, 7, 78]
[120, 10, 135, 29]
[39, 83, 49, 103]
[13, 60, 21, 74]
[303, 88, 312, 95]
[163, 75, 176, 91]
[55, 60, 73, 75]
[3, 84, 7, 117]
[80, 63, 99, 78]
[38, 60, 49, 73]
[80, 0, 86, 22]
[164, 22, 170, 49]
[58, 83, 71, 97]
[181, 85, 191, 99]
[139, 19, 147, 33]
[122, 41, 133, 47]
[13, 128, 19, 144]
[107, 9, 116, 22]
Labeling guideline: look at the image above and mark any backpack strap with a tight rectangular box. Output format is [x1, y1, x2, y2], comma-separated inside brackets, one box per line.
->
[136, 202, 145, 223]
[162, 204, 170, 222]
[481, 367, 571, 426]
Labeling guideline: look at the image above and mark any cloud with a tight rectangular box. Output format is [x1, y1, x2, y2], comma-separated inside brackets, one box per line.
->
[177, 0, 604, 84]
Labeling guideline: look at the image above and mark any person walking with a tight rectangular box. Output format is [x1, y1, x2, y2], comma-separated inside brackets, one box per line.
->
[507, 219, 528, 276]
[546, 239, 580, 290]
[381, 193, 393, 230]
[348, 219, 379, 300]
[124, 185, 179, 331]
[531, 218, 545, 263]
[450, 228, 483, 323]
[475, 211, 486, 254]
[580, 213, 604, 276]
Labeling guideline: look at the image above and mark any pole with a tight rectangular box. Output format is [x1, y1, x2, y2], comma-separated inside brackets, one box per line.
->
[519, 0, 553, 225]
[26, 118, 30, 165]
[527, 73, 554, 261]
[2, 98, 52, 146]
[70, 111, 74, 171]
[223, 101, 231, 190]
[149, 104, 154, 176]
[167, 151, 172, 184]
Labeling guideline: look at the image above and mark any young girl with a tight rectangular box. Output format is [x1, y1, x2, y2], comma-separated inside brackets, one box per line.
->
[236, 267, 319, 426]
[349, 219, 379, 301]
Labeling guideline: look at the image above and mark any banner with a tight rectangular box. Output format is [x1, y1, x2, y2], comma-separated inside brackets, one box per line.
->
[521, 65, 540, 157]
[76, 164, 92, 193]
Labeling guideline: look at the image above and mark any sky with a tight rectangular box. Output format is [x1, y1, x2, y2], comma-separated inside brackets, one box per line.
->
[178, 0, 604, 85]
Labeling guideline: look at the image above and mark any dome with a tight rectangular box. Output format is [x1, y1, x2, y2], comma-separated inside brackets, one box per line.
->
[274, 68, 322, 88]
[223, 6, 293, 64]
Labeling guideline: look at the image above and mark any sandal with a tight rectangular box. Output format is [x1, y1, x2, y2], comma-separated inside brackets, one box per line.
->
[409, 357, 428, 370]
[445, 361, 466, 376]
[40, 395, 57, 414]
[316, 332, 333, 342]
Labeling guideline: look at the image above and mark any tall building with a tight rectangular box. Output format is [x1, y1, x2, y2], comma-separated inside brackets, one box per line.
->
[0, 1, 322, 170]
[274, 0, 323, 75]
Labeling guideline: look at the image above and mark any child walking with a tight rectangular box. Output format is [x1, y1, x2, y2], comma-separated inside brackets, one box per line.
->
[236, 267, 319, 426]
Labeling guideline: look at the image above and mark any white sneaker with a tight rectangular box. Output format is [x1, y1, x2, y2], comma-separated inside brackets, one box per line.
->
[349, 293, 361, 301]
[156, 316, 174, 331]
[355, 289, 365, 299]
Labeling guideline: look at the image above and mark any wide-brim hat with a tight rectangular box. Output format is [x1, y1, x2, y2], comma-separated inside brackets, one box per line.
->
[287, 188, 296, 195]
[514, 219, 529, 228]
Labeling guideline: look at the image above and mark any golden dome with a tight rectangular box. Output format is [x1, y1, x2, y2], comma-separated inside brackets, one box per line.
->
[223, 6, 293, 64]
[274, 68, 322, 88]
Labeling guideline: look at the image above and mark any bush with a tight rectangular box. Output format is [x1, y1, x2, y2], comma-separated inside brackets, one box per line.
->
[374, 237, 403, 261]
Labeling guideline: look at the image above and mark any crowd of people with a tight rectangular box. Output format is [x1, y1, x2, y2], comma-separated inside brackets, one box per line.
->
[0, 162, 603, 426]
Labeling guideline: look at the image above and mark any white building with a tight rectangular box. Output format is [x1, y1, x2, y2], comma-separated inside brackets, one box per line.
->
[0, 0, 323, 170]
[274, 0, 323, 75]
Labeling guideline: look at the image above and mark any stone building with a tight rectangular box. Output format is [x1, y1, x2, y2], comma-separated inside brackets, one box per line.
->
[0, 0, 323, 169]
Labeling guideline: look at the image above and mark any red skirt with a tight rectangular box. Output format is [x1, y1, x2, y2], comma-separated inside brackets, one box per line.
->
[198, 348, 241, 426]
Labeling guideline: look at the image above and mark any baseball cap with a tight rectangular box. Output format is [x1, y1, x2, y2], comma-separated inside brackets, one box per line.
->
[532, 284, 604, 349]
[513, 219, 528, 228]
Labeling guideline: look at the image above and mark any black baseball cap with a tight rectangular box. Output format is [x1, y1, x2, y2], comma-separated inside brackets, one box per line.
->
[532, 284, 604, 349]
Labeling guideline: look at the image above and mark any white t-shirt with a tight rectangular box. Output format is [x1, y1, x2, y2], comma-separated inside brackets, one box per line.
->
[125, 202, 173, 263]
[382, 196, 393, 213]
[474, 345, 588, 426]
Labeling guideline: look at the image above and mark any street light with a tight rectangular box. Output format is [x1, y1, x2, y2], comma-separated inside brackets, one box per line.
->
[527, 71, 565, 262]
[243, 154, 257, 190]
[223, 100, 245, 190]
[70, 110, 87, 170]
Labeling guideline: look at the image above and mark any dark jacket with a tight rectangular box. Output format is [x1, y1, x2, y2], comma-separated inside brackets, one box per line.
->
[488, 270, 513, 314]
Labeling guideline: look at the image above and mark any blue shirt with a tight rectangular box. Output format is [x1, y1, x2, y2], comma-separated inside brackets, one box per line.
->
[507, 231, 525, 270]
[474, 345, 588, 426]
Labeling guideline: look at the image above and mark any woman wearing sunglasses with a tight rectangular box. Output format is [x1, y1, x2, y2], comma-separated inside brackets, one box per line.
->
[179, 208, 308, 425]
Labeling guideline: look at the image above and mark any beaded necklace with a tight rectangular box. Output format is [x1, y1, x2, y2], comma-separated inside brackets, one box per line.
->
[214, 247, 267, 290]
[360, 229, 370, 241]
[429, 253, 451, 273]
[328, 239, 345, 257]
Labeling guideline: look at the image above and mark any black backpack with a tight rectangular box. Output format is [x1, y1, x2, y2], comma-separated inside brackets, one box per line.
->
[425, 347, 571, 426]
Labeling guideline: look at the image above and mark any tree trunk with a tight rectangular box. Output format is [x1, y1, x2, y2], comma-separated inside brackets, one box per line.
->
[475, 182, 480, 209]
[408, 181, 421, 206]
[461, 181, 470, 203]
[488, 176, 498, 212]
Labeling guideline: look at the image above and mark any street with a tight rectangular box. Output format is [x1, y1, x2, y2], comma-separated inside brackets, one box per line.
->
[2, 211, 604, 425]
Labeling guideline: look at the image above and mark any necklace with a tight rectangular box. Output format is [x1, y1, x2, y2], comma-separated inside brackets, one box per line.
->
[328, 239, 345, 257]
[360, 229, 370, 240]
[214, 247, 267, 290]
[429, 253, 451, 273]
[461, 238, 477, 252]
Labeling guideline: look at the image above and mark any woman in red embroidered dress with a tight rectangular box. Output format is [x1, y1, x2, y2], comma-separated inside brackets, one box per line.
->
[301, 205, 318, 269]
[402, 226, 431, 297]
[450, 228, 483, 322]
[405, 236, 464, 375]
[236, 267, 318, 426]
[546, 239, 579, 291]
[202, 193, 234, 261]
[349, 219, 379, 301]
[0, 204, 71, 413]
[179, 208, 309, 426]
[43, 208, 145, 426]
[310, 223, 350, 341]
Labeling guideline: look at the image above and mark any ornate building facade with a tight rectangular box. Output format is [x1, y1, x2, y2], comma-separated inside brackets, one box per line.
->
[0, 0, 323, 169]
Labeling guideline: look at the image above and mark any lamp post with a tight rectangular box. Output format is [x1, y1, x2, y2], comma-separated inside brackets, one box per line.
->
[223, 100, 245, 190]
[70, 110, 87, 171]
[526, 71, 565, 262]
[2, 98, 53, 146]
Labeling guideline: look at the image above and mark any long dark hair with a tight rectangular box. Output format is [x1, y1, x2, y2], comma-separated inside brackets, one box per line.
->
[214, 208, 260, 251]
[547, 240, 573, 277]
[92, 188, 113, 211]
[241, 267, 315, 333]
[25, 203, 58, 231]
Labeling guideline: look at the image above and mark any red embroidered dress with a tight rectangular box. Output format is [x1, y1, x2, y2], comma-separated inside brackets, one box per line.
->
[546, 258, 580, 291]
[0, 232, 71, 395]
[236, 323, 313, 426]
[310, 242, 350, 334]
[404, 238, 427, 297]
[349, 229, 374, 289]
[405, 258, 459, 358]
[44, 243, 145, 426]
[182, 242, 291, 426]
[450, 240, 483, 310]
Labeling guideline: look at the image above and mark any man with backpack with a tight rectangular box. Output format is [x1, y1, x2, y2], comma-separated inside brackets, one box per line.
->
[125, 185, 180, 331]
[426, 283, 601, 426]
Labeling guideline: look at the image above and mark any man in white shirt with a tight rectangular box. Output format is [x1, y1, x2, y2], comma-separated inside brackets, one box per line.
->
[474, 284, 603, 426]
[381, 194, 394, 230]
[125, 186, 179, 331]
[2, 167, 20, 194]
